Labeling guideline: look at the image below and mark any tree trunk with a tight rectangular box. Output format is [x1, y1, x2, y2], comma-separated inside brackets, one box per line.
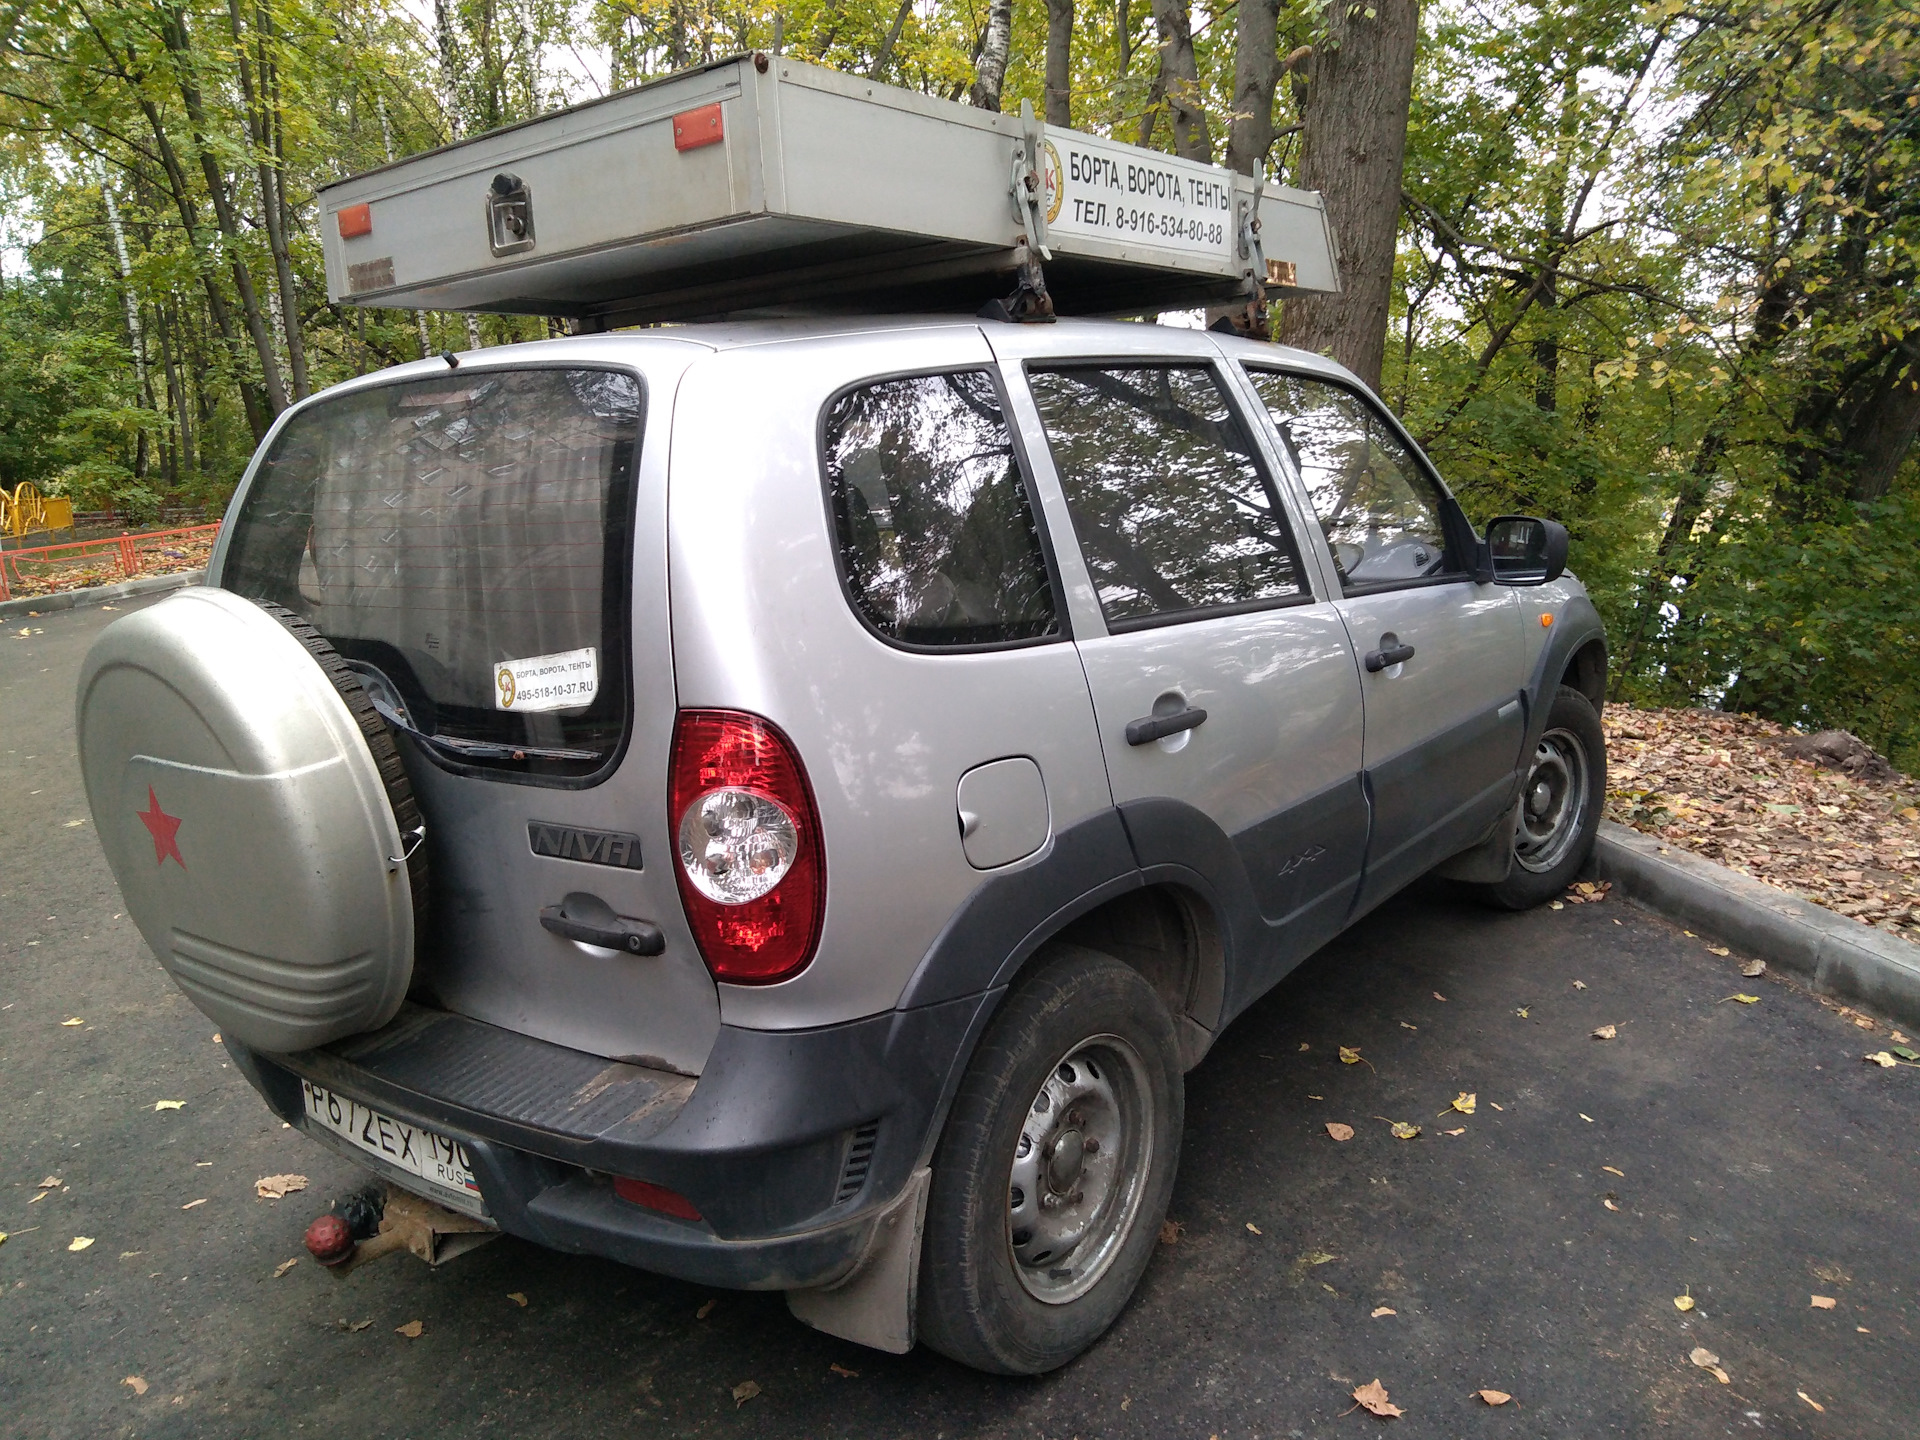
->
[870, 0, 913, 76]
[230, 0, 309, 400]
[1223, 0, 1280, 177]
[1149, 0, 1211, 161]
[158, 3, 289, 417]
[969, 0, 1014, 111]
[1045, 0, 1074, 127]
[1277, 0, 1420, 391]
[1844, 341, 1920, 503]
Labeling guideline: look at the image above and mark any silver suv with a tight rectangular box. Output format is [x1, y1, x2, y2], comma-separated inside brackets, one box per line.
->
[77, 316, 1606, 1374]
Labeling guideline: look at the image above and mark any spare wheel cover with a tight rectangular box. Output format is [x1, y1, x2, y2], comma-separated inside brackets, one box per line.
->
[76, 587, 425, 1053]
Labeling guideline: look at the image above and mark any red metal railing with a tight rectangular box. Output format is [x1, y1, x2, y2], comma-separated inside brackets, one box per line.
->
[0, 521, 220, 603]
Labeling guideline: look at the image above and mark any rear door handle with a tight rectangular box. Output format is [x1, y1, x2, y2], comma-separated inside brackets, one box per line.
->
[539, 904, 665, 955]
[1125, 707, 1209, 746]
[1364, 643, 1416, 673]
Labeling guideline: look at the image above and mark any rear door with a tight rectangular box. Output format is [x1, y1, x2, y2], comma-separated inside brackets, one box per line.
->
[1238, 366, 1526, 912]
[995, 332, 1368, 1004]
[218, 350, 721, 1074]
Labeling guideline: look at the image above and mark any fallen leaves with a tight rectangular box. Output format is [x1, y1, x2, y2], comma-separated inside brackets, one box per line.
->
[1674, 1293, 1695, 1312]
[1388, 1122, 1421, 1140]
[1350, 1379, 1404, 1418]
[1443, 1127, 1466, 1137]
[36, 1176, 58, 1190]
[696, 1298, 717, 1319]
[1706, 946, 1731, 956]
[829, 1362, 859, 1378]
[395, 1320, 424, 1339]
[272, 1258, 298, 1278]
[1602, 1196, 1621, 1212]
[1865, 1051, 1900, 1068]
[1338, 1046, 1363, 1065]
[122, 1377, 148, 1396]
[1572, 979, 1588, 990]
[180, 1198, 207, 1211]
[1563, 880, 1611, 904]
[1433, 992, 1447, 1002]
[1602, 1165, 1625, 1177]
[1689, 1347, 1730, 1384]
[336, 1318, 373, 1333]
[1371, 1306, 1396, 1318]
[508, 1292, 528, 1307]
[1245, 1222, 1263, 1235]
[731, 1380, 761, 1407]
[1592, 1025, 1618, 1040]
[1741, 959, 1767, 978]
[1604, 705, 1920, 941]
[1158, 1219, 1185, 1245]
[68, 1236, 94, 1252]
[1447, 1092, 1477, 1115]
[1476, 1389, 1512, 1406]
[153, 1100, 184, 1112]
[254, 1174, 307, 1199]
[61, 1017, 84, 1027]
[1722, 994, 1760, 1004]
[1326, 1122, 1355, 1142]
[1811, 1294, 1837, 1309]
[1799, 1390, 1826, 1413]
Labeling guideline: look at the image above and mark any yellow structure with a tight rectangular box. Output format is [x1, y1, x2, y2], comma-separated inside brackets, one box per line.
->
[0, 482, 75, 538]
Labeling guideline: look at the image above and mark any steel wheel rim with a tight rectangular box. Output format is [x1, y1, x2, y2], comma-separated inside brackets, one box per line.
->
[1006, 1034, 1154, 1305]
[1513, 726, 1590, 874]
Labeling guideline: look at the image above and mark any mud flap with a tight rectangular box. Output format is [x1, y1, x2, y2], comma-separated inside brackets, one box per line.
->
[785, 1167, 931, 1354]
[1432, 798, 1521, 884]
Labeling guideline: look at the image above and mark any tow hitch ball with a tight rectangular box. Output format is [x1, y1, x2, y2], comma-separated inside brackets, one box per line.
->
[303, 1183, 496, 1274]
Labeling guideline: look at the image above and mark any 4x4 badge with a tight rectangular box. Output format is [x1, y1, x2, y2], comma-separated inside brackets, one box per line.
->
[137, 786, 185, 868]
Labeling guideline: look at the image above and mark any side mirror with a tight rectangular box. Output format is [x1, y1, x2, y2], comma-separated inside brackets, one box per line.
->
[1484, 515, 1569, 585]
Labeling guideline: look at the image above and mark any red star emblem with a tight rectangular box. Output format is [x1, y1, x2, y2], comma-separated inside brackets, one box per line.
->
[137, 786, 186, 868]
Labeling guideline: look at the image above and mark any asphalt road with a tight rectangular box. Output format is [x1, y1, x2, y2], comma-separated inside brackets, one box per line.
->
[5, 595, 1917, 1439]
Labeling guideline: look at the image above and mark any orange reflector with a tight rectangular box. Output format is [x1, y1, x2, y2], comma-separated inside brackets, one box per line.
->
[1541, 613, 1555, 627]
[673, 103, 724, 152]
[613, 1176, 703, 1220]
[336, 203, 372, 239]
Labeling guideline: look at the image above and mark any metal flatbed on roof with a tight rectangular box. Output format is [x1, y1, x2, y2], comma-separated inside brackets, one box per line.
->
[319, 55, 1339, 326]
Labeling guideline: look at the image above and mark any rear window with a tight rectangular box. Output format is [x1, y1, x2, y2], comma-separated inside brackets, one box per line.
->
[823, 370, 1058, 649]
[222, 367, 642, 783]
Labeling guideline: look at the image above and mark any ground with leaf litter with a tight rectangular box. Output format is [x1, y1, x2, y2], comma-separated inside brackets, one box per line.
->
[1604, 705, 1920, 944]
[5, 599, 1918, 1439]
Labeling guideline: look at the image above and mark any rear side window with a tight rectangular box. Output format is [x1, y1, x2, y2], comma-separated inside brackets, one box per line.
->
[823, 370, 1058, 649]
[1027, 364, 1307, 629]
[1243, 369, 1459, 592]
[222, 367, 642, 782]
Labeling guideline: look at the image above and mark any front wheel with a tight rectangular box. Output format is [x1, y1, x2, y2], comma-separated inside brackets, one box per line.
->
[1467, 683, 1607, 910]
[917, 946, 1183, 1374]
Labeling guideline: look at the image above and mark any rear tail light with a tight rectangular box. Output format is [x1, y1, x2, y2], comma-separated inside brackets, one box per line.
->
[668, 710, 825, 984]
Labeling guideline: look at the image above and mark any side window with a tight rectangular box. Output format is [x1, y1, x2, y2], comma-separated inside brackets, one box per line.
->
[1026, 364, 1307, 629]
[823, 370, 1058, 648]
[1244, 370, 1459, 593]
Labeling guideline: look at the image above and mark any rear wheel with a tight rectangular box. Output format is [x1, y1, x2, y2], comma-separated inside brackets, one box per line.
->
[918, 946, 1182, 1374]
[1467, 683, 1606, 910]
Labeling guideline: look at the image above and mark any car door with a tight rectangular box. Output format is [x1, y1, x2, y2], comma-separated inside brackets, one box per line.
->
[994, 333, 1368, 1012]
[1238, 365, 1526, 913]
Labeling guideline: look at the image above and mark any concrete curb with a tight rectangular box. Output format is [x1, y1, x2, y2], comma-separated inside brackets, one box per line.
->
[1595, 819, 1920, 1031]
[1, 569, 204, 622]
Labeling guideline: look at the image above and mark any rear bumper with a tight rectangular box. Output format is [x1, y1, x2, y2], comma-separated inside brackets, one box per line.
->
[225, 994, 993, 1291]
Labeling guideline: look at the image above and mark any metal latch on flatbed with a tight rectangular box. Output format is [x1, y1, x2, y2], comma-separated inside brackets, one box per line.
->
[981, 102, 1056, 324]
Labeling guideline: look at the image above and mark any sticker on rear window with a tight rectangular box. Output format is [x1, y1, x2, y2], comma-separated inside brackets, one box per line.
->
[495, 647, 598, 712]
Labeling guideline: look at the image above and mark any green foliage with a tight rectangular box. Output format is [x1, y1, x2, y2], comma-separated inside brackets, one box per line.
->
[0, 0, 1914, 760]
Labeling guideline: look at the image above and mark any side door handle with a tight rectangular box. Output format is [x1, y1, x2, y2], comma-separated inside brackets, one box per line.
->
[539, 904, 666, 955]
[1125, 706, 1209, 746]
[1364, 642, 1416, 673]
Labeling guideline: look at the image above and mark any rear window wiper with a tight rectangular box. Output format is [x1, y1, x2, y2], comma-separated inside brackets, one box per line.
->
[363, 689, 603, 763]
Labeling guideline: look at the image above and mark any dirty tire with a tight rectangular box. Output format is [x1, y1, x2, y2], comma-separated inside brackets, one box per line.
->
[1468, 683, 1606, 911]
[254, 600, 429, 921]
[918, 945, 1182, 1375]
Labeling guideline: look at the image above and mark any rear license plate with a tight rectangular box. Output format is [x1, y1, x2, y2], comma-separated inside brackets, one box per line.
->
[301, 1081, 481, 1205]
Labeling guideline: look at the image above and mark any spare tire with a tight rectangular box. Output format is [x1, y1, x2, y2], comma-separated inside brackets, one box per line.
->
[76, 587, 425, 1053]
